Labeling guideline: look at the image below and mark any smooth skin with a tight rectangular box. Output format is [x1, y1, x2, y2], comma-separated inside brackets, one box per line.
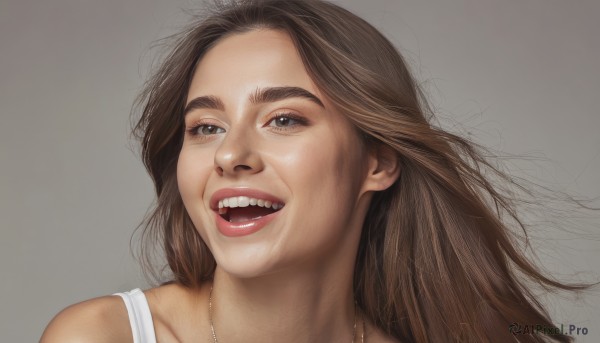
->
[41, 29, 400, 343]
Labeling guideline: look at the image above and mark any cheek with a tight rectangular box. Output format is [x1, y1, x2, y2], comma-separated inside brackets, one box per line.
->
[176, 147, 213, 205]
[277, 130, 365, 215]
[276, 123, 362, 177]
[284, 137, 364, 255]
[294, 132, 363, 191]
[269, 135, 343, 189]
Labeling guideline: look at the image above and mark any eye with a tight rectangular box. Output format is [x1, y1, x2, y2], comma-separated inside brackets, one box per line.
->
[266, 113, 308, 129]
[187, 124, 226, 137]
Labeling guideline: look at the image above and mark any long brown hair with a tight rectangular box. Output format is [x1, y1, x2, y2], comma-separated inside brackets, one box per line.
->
[132, 1, 587, 341]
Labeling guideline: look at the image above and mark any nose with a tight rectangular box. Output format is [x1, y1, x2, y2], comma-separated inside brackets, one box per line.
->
[214, 126, 264, 177]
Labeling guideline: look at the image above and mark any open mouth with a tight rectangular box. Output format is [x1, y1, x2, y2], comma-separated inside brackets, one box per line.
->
[217, 197, 285, 223]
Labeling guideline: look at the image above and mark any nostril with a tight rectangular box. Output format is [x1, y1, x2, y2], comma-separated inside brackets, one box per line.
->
[215, 164, 253, 176]
[233, 164, 252, 171]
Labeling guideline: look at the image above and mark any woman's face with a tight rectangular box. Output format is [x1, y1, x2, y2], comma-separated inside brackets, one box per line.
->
[178, 29, 373, 278]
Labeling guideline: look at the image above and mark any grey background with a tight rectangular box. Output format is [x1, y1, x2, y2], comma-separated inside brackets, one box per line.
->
[1, 0, 598, 342]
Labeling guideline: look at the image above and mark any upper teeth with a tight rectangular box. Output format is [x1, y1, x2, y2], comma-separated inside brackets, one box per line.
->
[218, 196, 284, 210]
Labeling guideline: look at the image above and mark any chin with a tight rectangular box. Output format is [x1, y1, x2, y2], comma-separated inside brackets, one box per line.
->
[216, 259, 283, 280]
[211, 243, 288, 279]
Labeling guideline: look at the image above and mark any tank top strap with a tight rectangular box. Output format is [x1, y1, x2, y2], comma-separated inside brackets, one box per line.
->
[113, 288, 157, 343]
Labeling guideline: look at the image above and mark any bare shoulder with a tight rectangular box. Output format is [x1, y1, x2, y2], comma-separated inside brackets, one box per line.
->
[143, 282, 212, 342]
[40, 295, 132, 343]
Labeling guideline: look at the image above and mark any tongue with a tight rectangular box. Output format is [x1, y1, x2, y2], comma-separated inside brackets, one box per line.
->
[228, 206, 276, 223]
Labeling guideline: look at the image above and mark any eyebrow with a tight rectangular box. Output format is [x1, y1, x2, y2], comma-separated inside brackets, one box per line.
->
[183, 86, 325, 116]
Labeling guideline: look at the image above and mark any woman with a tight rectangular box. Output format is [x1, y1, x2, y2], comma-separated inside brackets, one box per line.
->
[41, 0, 585, 342]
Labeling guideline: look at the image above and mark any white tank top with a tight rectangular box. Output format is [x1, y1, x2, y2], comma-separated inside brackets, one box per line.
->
[113, 288, 157, 343]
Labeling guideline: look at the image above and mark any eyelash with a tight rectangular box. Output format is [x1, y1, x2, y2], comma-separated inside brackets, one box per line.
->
[267, 112, 309, 130]
[185, 123, 225, 137]
[185, 112, 308, 138]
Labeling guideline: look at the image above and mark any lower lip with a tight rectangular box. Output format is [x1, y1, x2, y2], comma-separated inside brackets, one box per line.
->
[215, 209, 281, 237]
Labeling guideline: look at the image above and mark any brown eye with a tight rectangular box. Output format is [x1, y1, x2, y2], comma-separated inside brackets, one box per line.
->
[190, 124, 225, 136]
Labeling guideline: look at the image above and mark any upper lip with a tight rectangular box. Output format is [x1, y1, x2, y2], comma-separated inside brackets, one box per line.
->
[209, 187, 285, 211]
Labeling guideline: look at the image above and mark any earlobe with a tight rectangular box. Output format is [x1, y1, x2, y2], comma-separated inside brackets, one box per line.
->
[362, 145, 401, 192]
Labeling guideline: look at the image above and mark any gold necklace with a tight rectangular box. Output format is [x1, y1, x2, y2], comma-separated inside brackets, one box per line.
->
[209, 285, 364, 342]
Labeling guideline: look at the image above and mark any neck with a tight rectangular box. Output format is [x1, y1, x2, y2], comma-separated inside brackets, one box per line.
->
[209, 261, 357, 343]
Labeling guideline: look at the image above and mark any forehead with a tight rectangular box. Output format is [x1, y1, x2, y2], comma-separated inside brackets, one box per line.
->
[187, 29, 320, 103]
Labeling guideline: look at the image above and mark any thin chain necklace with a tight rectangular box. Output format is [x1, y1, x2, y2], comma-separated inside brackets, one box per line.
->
[208, 285, 364, 342]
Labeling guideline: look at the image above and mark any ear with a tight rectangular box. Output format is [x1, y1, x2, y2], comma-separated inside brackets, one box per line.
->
[360, 144, 401, 193]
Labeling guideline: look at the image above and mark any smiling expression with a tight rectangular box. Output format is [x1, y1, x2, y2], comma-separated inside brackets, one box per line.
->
[177, 29, 374, 278]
